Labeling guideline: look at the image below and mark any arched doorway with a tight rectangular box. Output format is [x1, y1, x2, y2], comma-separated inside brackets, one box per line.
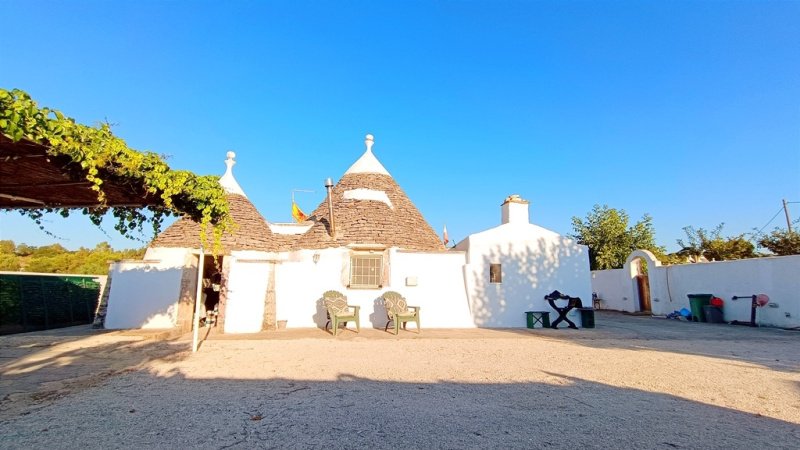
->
[624, 250, 661, 314]
[632, 258, 651, 313]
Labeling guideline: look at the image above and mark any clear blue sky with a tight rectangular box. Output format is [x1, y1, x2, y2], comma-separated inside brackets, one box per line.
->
[1, 0, 798, 252]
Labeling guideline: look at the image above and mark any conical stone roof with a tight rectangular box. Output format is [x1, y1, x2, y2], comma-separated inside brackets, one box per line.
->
[293, 135, 445, 252]
[150, 152, 291, 253]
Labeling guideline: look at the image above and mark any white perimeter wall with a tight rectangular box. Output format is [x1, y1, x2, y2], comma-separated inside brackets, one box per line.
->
[275, 248, 474, 329]
[458, 223, 592, 327]
[591, 269, 633, 312]
[104, 255, 187, 329]
[591, 253, 800, 328]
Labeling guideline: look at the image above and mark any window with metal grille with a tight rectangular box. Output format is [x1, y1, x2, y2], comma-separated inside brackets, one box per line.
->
[349, 254, 383, 288]
[489, 263, 502, 283]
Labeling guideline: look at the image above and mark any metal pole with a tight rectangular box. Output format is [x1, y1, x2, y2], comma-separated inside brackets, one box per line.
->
[325, 177, 336, 237]
[192, 247, 206, 353]
[783, 199, 793, 233]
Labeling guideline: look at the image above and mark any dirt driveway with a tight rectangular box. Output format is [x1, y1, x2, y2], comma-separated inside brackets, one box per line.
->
[1, 312, 798, 449]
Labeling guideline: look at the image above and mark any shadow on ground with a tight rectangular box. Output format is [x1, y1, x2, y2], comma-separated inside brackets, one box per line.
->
[520, 311, 800, 373]
[0, 326, 188, 419]
[0, 370, 798, 449]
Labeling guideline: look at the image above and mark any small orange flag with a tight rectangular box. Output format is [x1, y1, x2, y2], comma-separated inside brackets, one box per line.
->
[292, 201, 308, 223]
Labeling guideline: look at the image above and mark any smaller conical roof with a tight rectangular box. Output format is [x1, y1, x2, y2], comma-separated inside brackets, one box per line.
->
[150, 152, 289, 253]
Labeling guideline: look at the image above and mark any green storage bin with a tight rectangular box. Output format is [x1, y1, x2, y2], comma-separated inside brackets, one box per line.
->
[525, 311, 550, 329]
[687, 294, 713, 322]
[579, 308, 595, 328]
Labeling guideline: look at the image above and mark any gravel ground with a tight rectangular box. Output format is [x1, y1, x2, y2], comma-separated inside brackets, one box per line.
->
[1, 312, 798, 449]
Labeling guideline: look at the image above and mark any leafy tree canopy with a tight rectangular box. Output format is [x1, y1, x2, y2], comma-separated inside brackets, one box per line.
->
[0, 240, 144, 275]
[757, 228, 800, 256]
[676, 224, 757, 261]
[0, 88, 231, 250]
[571, 205, 665, 270]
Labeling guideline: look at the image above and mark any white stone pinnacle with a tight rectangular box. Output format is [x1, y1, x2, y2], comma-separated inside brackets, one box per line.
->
[219, 150, 247, 197]
[344, 133, 390, 176]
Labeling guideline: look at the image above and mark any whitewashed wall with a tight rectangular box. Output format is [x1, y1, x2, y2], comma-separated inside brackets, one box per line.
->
[456, 223, 592, 327]
[591, 253, 800, 328]
[388, 250, 474, 328]
[143, 247, 190, 266]
[274, 248, 474, 329]
[105, 259, 185, 329]
[590, 269, 632, 311]
[223, 251, 274, 333]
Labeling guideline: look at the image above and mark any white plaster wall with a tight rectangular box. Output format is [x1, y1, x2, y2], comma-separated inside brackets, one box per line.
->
[591, 254, 800, 328]
[647, 256, 800, 328]
[590, 269, 634, 312]
[460, 223, 592, 327]
[105, 260, 185, 329]
[276, 248, 351, 328]
[224, 255, 271, 333]
[388, 250, 474, 328]
[143, 247, 190, 266]
[274, 248, 474, 329]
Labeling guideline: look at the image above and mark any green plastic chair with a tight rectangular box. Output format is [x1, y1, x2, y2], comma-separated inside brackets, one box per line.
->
[322, 290, 360, 336]
[382, 291, 421, 334]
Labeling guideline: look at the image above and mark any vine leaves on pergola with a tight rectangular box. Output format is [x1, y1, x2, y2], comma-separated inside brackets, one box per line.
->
[0, 88, 232, 251]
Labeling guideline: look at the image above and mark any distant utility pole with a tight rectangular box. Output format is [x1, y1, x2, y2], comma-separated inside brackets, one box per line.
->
[784, 199, 793, 233]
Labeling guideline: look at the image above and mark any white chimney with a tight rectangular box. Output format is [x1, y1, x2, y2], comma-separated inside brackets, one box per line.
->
[501, 194, 529, 225]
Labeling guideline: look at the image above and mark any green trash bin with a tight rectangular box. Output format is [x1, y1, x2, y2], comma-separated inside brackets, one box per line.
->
[579, 308, 595, 328]
[687, 294, 713, 322]
[525, 311, 550, 329]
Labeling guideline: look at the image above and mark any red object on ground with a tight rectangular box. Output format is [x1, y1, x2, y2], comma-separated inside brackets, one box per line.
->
[710, 297, 724, 307]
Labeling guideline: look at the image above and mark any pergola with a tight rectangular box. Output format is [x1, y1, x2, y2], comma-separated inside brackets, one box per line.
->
[0, 134, 160, 209]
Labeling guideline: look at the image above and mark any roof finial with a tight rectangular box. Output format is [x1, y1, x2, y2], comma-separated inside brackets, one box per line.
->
[225, 151, 236, 172]
[365, 134, 374, 153]
[219, 150, 247, 197]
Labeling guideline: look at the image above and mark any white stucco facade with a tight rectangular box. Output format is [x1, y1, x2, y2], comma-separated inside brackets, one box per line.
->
[274, 248, 474, 329]
[455, 198, 592, 328]
[104, 259, 186, 329]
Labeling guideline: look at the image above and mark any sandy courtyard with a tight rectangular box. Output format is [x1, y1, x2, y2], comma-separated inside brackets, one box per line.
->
[1, 312, 798, 449]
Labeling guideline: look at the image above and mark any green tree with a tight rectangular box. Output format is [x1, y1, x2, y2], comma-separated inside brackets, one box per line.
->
[32, 244, 67, 257]
[677, 224, 756, 261]
[0, 253, 20, 271]
[14, 243, 34, 256]
[0, 240, 15, 254]
[757, 228, 800, 256]
[571, 205, 665, 270]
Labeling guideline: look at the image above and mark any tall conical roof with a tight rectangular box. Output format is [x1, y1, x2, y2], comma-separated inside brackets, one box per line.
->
[150, 152, 290, 253]
[293, 135, 445, 252]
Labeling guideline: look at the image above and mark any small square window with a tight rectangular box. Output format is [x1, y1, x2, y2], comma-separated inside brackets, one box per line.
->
[350, 254, 383, 288]
[489, 263, 502, 283]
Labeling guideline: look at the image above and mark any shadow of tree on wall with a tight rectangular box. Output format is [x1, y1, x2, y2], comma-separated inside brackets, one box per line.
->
[1, 369, 797, 448]
[469, 237, 588, 327]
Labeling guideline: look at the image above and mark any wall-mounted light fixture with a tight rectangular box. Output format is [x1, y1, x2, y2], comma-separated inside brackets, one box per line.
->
[313, 252, 320, 264]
